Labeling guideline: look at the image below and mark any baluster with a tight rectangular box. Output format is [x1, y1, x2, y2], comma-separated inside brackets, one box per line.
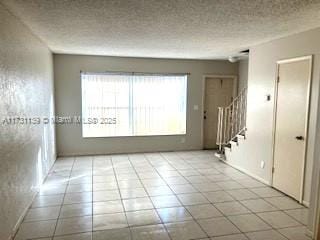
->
[229, 106, 232, 142]
[239, 93, 242, 132]
[236, 97, 239, 134]
[231, 102, 234, 138]
[244, 88, 247, 130]
[216, 107, 221, 147]
[221, 108, 224, 147]
[240, 94, 243, 131]
[214, 87, 248, 149]
[224, 107, 228, 144]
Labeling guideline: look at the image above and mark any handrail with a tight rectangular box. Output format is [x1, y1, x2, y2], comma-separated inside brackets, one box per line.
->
[226, 87, 247, 109]
[216, 87, 247, 152]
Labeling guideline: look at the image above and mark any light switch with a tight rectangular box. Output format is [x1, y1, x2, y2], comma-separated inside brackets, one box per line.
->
[193, 105, 199, 110]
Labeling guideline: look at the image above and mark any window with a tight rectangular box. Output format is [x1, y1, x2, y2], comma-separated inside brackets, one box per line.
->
[81, 72, 187, 137]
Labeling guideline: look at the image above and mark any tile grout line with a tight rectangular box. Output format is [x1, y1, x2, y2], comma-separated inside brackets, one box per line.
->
[157, 151, 212, 239]
[154, 152, 254, 238]
[129, 152, 174, 240]
[52, 156, 76, 239]
[91, 155, 94, 238]
[186, 153, 304, 239]
[164, 152, 244, 237]
[110, 154, 132, 239]
[20, 151, 309, 240]
[159, 152, 284, 239]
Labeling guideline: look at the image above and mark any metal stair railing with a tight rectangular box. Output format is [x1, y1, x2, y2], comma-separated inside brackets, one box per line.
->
[216, 87, 247, 152]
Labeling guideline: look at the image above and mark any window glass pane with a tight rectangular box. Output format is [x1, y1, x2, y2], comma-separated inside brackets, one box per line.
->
[132, 75, 187, 135]
[81, 73, 187, 137]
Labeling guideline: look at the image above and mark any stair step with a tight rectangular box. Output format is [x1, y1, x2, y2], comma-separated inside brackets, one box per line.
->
[214, 152, 226, 161]
[237, 134, 246, 139]
[224, 147, 231, 153]
[224, 144, 232, 151]
[230, 140, 238, 146]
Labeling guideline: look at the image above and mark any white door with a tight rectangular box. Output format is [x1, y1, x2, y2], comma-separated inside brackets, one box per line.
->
[204, 77, 234, 149]
[273, 56, 312, 201]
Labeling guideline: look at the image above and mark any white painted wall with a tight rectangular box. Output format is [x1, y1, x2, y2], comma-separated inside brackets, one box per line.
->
[54, 54, 238, 156]
[238, 58, 249, 92]
[0, 3, 56, 240]
[308, 89, 320, 237]
[225, 27, 320, 208]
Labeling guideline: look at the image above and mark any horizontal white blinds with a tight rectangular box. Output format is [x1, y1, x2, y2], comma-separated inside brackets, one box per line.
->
[81, 73, 187, 137]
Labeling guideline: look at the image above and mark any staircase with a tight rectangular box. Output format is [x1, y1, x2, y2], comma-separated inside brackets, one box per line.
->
[215, 87, 248, 159]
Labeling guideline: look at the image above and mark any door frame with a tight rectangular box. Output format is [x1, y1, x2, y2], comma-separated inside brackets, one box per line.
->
[201, 75, 238, 149]
[271, 55, 313, 203]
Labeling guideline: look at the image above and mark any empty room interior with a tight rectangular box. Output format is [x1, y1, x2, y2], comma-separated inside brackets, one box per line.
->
[2, 1, 320, 240]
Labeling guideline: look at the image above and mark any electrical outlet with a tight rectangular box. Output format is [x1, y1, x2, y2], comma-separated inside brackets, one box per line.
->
[266, 94, 271, 101]
[260, 161, 265, 169]
[193, 105, 199, 110]
[181, 137, 186, 143]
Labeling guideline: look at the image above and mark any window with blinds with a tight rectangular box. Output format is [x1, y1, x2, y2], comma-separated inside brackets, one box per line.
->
[81, 72, 187, 137]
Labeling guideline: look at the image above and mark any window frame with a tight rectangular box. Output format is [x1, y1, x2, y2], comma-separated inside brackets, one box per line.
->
[80, 71, 188, 138]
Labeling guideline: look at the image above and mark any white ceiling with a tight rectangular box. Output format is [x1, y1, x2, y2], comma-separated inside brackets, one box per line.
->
[2, 0, 320, 59]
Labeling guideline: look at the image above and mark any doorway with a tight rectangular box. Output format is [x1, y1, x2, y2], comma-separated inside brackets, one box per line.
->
[272, 56, 312, 202]
[203, 76, 236, 149]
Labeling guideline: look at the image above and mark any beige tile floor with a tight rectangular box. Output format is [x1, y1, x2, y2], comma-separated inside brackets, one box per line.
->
[14, 151, 311, 240]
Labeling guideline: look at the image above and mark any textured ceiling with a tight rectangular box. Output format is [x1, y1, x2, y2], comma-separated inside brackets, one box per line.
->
[2, 0, 320, 59]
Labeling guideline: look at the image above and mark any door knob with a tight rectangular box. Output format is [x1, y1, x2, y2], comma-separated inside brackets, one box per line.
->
[295, 136, 304, 140]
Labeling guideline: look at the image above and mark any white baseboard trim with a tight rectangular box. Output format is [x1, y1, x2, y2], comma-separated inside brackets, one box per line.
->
[305, 228, 313, 238]
[222, 160, 311, 208]
[58, 147, 203, 157]
[221, 160, 271, 185]
[9, 191, 38, 240]
[303, 200, 310, 208]
[8, 158, 57, 240]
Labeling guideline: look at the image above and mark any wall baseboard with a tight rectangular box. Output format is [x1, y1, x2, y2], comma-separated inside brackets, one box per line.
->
[221, 159, 312, 208]
[8, 191, 39, 240]
[57, 147, 203, 158]
[305, 228, 313, 238]
[221, 159, 271, 185]
[303, 200, 310, 208]
[8, 157, 57, 240]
